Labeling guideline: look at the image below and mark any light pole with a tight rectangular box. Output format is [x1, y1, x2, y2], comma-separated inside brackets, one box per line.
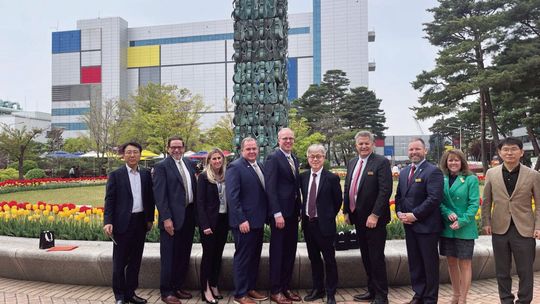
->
[447, 125, 462, 150]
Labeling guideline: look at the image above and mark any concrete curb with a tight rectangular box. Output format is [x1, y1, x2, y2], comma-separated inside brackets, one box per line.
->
[1, 236, 539, 289]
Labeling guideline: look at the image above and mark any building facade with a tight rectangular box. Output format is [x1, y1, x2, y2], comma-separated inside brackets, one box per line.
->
[51, 0, 373, 138]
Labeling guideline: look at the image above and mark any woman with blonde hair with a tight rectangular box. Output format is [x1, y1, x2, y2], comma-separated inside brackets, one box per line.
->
[196, 148, 229, 304]
[438, 149, 480, 304]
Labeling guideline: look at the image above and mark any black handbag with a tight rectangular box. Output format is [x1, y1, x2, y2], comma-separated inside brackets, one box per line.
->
[335, 231, 350, 251]
[348, 229, 360, 249]
[39, 230, 55, 249]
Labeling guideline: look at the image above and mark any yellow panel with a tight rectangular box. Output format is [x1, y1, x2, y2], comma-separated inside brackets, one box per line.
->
[127, 45, 160, 68]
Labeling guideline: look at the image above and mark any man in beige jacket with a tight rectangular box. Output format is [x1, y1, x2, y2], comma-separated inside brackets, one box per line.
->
[482, 137, 540, 304]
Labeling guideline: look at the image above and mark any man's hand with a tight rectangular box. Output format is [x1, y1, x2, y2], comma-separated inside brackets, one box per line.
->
[534, 229, 540, 240]
[239, 220, 250, 234]
[203, 228, 213, 235]
[164, 218, 175, 236]
[483, 226, 492, 235]
[366, 214, 379, 228]
[398, 212, 416, 225]
[103, 224, 113, 236]
[448, 213, 458, 222]
[275, 215, 285, 229]
[345, 214, 351, 225]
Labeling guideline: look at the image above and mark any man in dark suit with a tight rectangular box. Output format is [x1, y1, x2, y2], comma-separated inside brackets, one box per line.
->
[265, 128, 301, 304]
[395, 138, 444, 304]
[104, 142, 155, 304]
[300, 144, 342, 304]
[226, 137, 269, 304]
[153, 136, 197, 304]
[343, 131, 392, 304]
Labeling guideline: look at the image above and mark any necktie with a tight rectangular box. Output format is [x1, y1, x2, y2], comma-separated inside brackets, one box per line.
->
[408, 164, 416, 186]
[308, 173, 317, 219]
[252, 163, 265, 189]
[348, 159, 364, 213]
[178, 160, 190, 205]
[286, 155, 296, 176]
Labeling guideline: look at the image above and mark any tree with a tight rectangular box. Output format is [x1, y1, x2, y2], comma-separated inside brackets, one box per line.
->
[288, 109, 326, 167]
[122, 83, 206, 154]
[198, 114, 235, 152]
[412, 0, 507, 171]
[341, 87, 387, 137]
[63, 137, 93, 153]
[46, 127, 64, 152]
[0, 124, 42, 179]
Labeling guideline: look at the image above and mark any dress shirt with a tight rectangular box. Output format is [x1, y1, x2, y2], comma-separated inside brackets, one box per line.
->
[126, 164, 143, 213]
[250, 161, 265, 189]
[176, 159, 194, 204]
[350, 154, 370, 202]
[305, 168, 322, 217]
[502, 163, 520, 197]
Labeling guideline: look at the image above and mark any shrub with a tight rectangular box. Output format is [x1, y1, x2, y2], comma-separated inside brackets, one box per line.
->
[24, 168, 46, 180]
[8, 160, 38, 175]
[0, 168, 19, 181]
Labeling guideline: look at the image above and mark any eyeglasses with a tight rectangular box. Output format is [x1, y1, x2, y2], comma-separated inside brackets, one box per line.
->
[500, 147, 521, 153]
[124, 150, 140, 155]
[308, 155, 324, 160]
[169, 146, 184, 150]
[280, 137, 295, 141]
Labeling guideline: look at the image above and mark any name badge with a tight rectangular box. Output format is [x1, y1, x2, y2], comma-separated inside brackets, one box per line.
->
[415, 178, 422, 183]
[367, 171, 374, 175]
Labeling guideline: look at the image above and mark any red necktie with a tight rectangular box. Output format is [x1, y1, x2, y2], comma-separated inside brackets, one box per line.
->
[308, 173, 317, 219]
[348, 159, 364, 213]
[408, 164, 416, 185]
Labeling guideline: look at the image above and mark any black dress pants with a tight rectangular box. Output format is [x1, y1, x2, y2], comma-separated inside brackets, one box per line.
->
[200, 214, 229, 289]
[303, 218, 337, 296]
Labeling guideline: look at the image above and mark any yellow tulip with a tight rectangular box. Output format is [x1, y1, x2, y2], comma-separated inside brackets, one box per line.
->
[62, 207, 69, 212]
[25, 204, 31, 210]
[2, 205, 9, 212]
[46, 205, 52, 211]
[52, 206, 59, 213]
[39, 204, 45, 210]
[32, 204, 38, 211]
[4, 214, 10, 220]
[84, 217, 91, 223]
[48, 216, 55, 222]
[43, 210, 50, 216]
[86, 210, 92, 215]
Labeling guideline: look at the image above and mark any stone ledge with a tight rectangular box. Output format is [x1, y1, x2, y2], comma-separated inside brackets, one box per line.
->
[1, 236, 539, 289]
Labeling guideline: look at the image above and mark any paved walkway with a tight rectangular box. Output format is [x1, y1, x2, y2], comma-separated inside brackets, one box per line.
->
[1, 273, 539, 304]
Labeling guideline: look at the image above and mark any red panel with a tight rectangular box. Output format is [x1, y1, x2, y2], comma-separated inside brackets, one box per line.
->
[375, 139, 385, 147]
[81, 66, 101, 84]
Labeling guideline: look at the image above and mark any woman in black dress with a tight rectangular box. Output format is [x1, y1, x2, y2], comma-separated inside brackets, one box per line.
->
[196, 148, 229, 304]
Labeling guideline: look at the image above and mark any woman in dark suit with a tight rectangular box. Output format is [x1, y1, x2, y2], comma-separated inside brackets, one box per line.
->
[196, 148, 229, 304]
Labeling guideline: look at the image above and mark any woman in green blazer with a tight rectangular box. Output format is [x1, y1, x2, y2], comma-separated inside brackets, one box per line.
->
[439, 149, 480, 304]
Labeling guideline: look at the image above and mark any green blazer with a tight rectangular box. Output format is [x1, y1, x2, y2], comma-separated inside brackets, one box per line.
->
[440, 174, 480, 239]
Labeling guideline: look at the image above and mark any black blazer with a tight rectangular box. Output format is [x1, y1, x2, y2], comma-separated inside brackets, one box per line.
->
[343, 153, 393, 226]
[264, 149, 301, 218]
[104, 165, 155, 234]
[300, 169, 343, 236]
[153, 156, 197, 230]
[196, 171, 228, 231]
[395, 161, 444, 233]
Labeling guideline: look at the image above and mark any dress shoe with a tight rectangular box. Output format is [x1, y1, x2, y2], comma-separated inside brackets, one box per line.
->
[283, 290, 301, 302]
[304, 289, 325, 302]
[234, 296, 257, 304]
[270, 293, 292, 304]
[326, 295, 336, 304]
[354, 291, 374, 302]
[407, 298, 423, 304]
[175, 290, 192, 299]
[161, 295, 181, 304]
[248, 290, 268, 301]
[370, 298, 388, 304]
[126, 295, 148, 304]
[210, 287, 224, 299]
[201, 290, 218, 304]
[116, 300, 125, 304]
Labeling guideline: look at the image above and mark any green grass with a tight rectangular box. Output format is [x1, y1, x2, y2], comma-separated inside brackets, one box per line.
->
[0, 185, 106, 207]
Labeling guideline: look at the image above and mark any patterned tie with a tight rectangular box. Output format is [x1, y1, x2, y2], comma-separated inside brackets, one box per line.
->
[308, 173, 317, 219]
[348, 159, 364, 213]
[408, 164, 416, 186]
[178, 160, 190, 205]
[252, 162, 265, 189]
[286, 155, 296, 176]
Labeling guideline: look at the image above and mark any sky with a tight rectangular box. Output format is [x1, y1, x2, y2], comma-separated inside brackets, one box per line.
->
[0, 0, 439, 135]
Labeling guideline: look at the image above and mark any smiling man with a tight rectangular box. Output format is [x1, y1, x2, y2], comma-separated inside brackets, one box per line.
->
[482, 137, 540, 304]
[395, 138, 443, 304]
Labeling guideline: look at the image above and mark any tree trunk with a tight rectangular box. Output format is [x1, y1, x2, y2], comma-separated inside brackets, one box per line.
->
[525, 126, 540, 170]
[480, 99, 488, 173]
[18, 146, 24, 180]
[481, 88, 500, 147]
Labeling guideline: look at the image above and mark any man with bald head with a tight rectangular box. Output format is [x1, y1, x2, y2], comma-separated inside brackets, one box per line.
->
[265, 128, 302, 304]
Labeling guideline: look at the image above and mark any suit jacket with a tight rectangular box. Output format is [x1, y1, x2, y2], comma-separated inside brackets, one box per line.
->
[153, 156, 197, 230]
[225, 157, 268, 229]
[440, 174, 480, 239]
[104, 165, 155, 234]
[343, 153, 393, 226]
[395, 161, 444, 234]
[196, 171, 228, 231]
[264, 149, 301, 218]
[300, 169, 343, 236]
[481, 164, 540, 237]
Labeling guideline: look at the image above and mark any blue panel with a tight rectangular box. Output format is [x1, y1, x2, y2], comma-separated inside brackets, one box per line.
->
[52, 30, 81, 54]
[51, 107, 90, 116]
[313, 0, 322, 84]
[129, 27, 310, 47]
[384, 146, 394, 156]
[52, 122, 87, 131]
[287, 57, 298, 101]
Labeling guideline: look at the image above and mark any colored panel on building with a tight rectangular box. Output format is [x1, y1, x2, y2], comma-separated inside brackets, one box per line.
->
[375, 139, 385, 147]
[139, 67, 160, 87]
[52, 52, 81, 86]
[127, 45, 160, 68]
[384, 146, 394, 156]
[52, 122, 88, 131]
[51, 107, 90, 116]
[312, 0, 322, 84]
[287, 57, 298, 101]
[52, 85, 91, 102]
[81, 66, 101, 83]
[52, 30, 81, 54]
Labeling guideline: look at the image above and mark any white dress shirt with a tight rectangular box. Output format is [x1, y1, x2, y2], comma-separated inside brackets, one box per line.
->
[305, 168, 322, 217]
[176, 159, 194, 204]
[126, 164, 143, 213]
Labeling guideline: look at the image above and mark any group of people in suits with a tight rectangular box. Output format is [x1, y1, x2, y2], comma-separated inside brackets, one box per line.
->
[103, 131, 540, 304]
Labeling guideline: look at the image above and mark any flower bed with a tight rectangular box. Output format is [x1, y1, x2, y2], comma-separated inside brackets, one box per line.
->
[0, 177, 107, 194]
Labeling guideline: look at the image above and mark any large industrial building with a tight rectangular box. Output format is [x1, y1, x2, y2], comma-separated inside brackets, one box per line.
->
[51, 0, 374, 138]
